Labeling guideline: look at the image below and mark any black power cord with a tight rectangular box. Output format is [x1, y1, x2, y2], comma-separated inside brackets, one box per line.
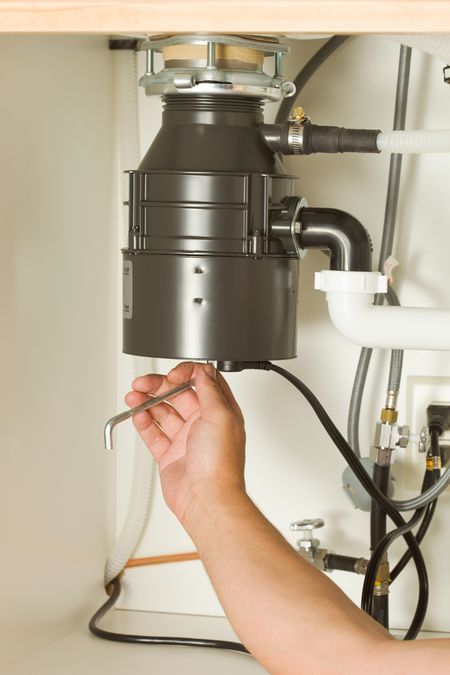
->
[391, 497, 436, 583]
[361, 507, 425, 615]
[363, 447, 441, 626]
[89, 577, 249, 654]
[390, 429, 441, 582]
[249, 361, 428, 640]
[364, 426, 441, 626]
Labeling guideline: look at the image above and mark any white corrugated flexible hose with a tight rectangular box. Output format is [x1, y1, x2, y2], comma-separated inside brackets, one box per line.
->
[104, 48, 155, 587]
[377, 34, 450, 153]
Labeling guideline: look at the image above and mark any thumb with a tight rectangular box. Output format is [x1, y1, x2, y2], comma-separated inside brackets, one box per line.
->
[195, 364, 232, 419]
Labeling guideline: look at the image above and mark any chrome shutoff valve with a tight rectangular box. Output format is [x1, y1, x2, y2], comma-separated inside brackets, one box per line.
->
[374, 420, 410, 451]
[290, 518, 327, 570]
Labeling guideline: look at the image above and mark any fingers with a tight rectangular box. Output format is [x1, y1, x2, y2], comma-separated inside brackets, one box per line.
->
[124, 391, 171, 461]
[126, 362, 243, 440]
[189, 363, 243, 422]
[193, 364, 234, 421]
[133, 362, 195, 392]
[125, 390, 185, 442]
[132, 363, 198, 420]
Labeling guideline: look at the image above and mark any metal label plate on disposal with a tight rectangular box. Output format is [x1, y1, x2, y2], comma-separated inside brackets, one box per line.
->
[123, 260, 133, 319]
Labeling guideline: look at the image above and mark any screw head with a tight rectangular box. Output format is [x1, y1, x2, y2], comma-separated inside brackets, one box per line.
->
[281, 81, 296, 98]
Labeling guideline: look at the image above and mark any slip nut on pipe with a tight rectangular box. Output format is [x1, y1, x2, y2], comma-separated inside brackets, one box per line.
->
[314, 270, 388, 294]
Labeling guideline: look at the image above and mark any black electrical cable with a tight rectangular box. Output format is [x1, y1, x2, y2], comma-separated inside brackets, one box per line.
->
[390, 494, 436, 583]
[89, 577, 250, 653]
[370, 463, 391, 629]
[362, 465, 434, 609]
[275, 36, 349, 125]
[253, 361, 428, 640]
[363, 465, 438, 638]
[390, 430, 441, 582]
[361, 507, 425, 616]
[360, 438, 441, 635]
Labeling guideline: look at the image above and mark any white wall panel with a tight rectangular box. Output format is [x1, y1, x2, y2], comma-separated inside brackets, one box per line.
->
[0, 36, 117, 668]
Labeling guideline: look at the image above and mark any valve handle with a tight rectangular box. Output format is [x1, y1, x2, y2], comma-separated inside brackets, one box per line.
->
[290, 518, 324, 532]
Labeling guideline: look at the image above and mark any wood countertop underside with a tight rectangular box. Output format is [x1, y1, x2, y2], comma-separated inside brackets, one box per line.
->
[0, 1, 449, 34]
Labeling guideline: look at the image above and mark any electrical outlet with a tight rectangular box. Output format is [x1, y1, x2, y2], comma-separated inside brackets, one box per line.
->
[404, 376, 450, 489]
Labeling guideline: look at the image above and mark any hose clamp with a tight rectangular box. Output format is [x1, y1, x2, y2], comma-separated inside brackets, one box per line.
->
[287, 121, 304, 155]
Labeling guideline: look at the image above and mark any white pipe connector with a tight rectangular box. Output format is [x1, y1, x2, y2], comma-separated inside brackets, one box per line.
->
[315, 271, 450, 352]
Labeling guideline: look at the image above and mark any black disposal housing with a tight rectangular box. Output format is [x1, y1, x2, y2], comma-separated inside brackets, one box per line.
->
[122, 94, 300, 361]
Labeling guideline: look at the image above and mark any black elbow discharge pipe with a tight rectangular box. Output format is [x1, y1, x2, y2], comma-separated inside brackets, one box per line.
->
[298, 207, 373, 272]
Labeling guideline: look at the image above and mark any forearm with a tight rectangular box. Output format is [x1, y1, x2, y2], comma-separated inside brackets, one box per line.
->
[184, 488, 392, 675]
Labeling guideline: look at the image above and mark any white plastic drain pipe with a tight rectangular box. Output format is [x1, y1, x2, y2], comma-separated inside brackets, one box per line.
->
[315, 271, 450, 352]
[104, 49, 155, 587]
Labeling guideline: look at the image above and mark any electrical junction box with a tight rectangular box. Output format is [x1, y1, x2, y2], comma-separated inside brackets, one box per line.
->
[405, 375, 450, 489]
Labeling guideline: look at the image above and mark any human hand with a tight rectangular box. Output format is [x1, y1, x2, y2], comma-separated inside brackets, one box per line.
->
[125, 362, 246, 530]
